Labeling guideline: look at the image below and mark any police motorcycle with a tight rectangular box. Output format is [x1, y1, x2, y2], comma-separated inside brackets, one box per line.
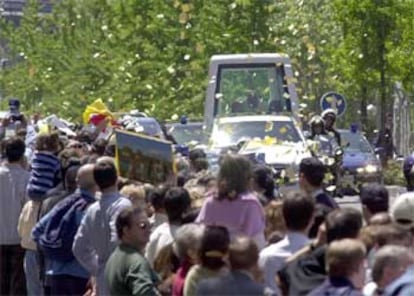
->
[306, 116, 344, 196]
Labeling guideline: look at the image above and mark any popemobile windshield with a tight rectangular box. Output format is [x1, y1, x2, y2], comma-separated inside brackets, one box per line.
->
[203, 53, 300, 132]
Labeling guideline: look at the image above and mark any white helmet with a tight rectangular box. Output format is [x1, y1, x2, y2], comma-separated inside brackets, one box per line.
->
[321, 108, 337, 118]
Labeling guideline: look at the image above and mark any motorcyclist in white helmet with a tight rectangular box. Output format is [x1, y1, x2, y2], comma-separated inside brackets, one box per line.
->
[322, 109, 341, 146]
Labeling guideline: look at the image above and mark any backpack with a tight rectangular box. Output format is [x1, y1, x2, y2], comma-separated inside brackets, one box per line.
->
[37, 193, 94, 262]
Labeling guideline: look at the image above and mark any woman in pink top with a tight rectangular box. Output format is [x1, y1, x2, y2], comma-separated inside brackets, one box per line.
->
[196, 154, 266, 249]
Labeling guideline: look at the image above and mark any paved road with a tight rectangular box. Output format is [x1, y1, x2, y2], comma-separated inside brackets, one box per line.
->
[336, 185, 406, 212]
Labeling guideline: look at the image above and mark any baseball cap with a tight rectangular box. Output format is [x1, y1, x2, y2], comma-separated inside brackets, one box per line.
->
[390, 192, 414, 229]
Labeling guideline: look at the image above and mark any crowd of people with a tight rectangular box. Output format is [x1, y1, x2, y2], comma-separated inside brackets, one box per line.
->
[1, 105, 414, 296]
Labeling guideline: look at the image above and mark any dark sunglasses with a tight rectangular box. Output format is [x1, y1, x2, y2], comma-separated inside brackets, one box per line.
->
[396, 218, 413, 225]
[137, 222, 150, 230]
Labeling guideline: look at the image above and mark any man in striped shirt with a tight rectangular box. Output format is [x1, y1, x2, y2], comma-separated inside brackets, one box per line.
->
[26, 132, 61, 201]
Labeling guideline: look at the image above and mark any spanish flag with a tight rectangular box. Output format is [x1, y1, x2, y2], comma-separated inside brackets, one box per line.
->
[82, 99, 113, 124]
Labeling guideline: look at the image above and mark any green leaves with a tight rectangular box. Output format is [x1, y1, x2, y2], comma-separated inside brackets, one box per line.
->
[0, 0, 412, 126]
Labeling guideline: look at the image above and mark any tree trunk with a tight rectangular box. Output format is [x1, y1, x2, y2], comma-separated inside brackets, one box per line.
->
[377, 0, 388, 130]
[360, 85, 368, 130]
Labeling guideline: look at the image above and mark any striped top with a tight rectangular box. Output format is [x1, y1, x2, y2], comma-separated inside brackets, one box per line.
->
[27, 151, 61, 201]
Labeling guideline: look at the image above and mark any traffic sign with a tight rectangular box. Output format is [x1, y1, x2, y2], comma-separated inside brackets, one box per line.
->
[320, 92, 347, 117]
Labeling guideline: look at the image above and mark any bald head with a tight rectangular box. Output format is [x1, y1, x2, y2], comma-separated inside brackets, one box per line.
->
[76, 164, 96, 191]
[96, 156, 116, 166]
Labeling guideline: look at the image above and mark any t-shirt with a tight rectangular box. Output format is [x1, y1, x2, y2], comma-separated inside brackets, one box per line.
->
[105, 244, 159, 296]
[0, 163, 30, 245]
[27, 151, 61, 200]
[196, 192, 266, 248]
[145, 222, 179, 267]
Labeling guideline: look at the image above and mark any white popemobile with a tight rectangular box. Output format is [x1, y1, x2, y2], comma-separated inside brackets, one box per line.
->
[201, 53, 308, 187]
[209, 114, 311, 187]
[203, 53, 300, 132]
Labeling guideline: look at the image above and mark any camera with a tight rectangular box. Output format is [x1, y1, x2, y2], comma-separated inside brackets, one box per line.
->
[10, 113, 23, 122]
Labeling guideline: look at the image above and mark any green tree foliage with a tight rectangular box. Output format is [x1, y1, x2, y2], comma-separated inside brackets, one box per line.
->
[330, 0, 413, 129]
[0, 0, 413, 127]
[0, 0, 278, 120]
[269, 1, 341, 102]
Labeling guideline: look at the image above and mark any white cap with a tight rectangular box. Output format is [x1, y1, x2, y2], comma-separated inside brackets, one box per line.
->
[321, 108, 338, 118]
[390, 192, 414, 229]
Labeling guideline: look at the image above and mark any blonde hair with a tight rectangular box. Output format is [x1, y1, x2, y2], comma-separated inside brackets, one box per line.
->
[264, 200, 286, 239]
[187, 186, 206, 208]
[120, 184, 146, 208]
[327, 239, 366, 278]
[358, 225, 380, 251]
[35, 132, 60, 152]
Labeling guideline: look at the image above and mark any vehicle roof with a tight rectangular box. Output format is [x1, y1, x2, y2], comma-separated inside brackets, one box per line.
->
[210, 53, 291, 65]
[166, 121, 203, 127]
[216, 115, 295, 123]
[338, 129, 365, 136]
[133, 117, 159, 123]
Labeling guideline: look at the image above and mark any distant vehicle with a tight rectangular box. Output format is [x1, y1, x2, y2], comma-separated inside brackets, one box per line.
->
[115, 112, 167, 140]
[165, 121, 206, 146]
[339, 128, 383, 194]
[209, 115, 311, 186]
[203, 54, 300, 132]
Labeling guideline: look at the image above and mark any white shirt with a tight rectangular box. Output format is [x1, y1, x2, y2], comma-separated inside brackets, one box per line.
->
[363, 282, 377, 296]
[259, 232, 310, 294]
[149, 212, 168, 232]
[145, 222, 179, 267]
[0, 163, 30, 245]
[72, 192, 132, 296]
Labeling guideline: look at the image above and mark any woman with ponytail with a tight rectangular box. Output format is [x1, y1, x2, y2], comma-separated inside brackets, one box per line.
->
[183, 226, 230, 296]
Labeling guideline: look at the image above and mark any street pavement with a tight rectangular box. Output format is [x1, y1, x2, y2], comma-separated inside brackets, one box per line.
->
[336, 185, 406, 212]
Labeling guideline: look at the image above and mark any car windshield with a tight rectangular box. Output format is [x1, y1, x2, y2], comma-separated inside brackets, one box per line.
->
[169, 124, 205, 145]
[212, 120, 301, 147]
[341, 131, 372, 153]
[133, 118, 164, 138]
[216, 65, 289, 116]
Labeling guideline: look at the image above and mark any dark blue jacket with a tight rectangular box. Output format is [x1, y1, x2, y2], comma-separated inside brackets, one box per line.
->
[315, 191, 338, 210]
[308, 277, 363, 296]
[196, 270, 265, 296]
[32, 189, 95, 278]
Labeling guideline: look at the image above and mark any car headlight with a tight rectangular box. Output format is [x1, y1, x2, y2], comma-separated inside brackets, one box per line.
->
[335, 149, 343, 157]
[357, 164, 379, 174]
[365, 164, 379, 173]
[356, 167, 364, 174]
[326, 157, 335, 166]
